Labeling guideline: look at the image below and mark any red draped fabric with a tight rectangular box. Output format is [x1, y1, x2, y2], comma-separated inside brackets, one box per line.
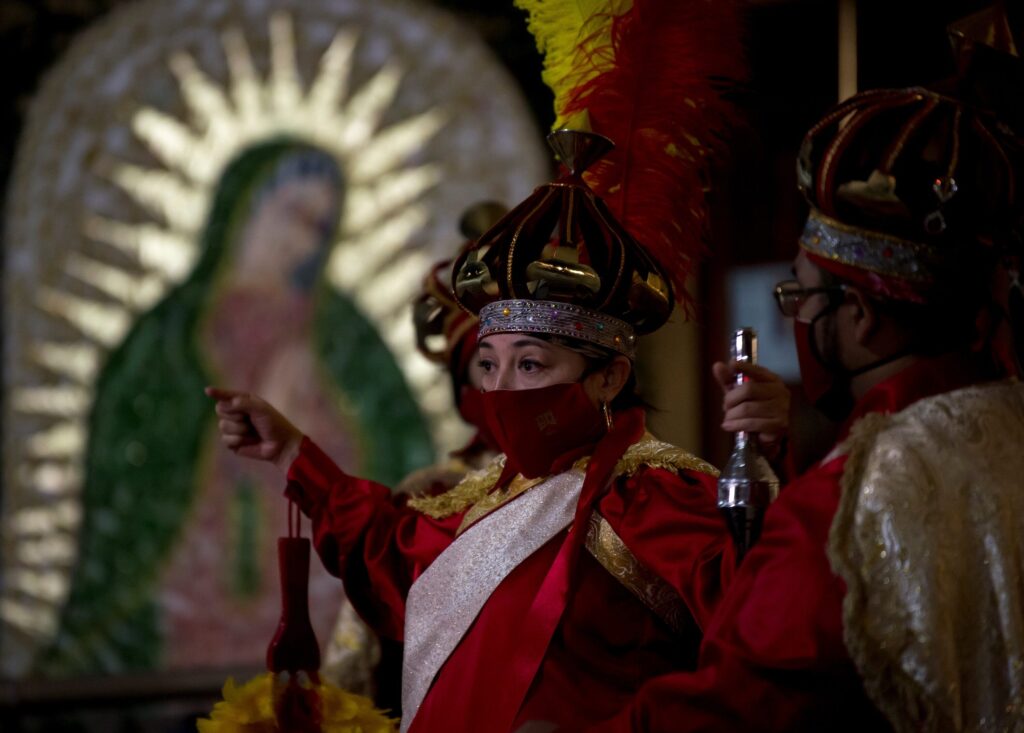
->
[587, 354, 991, 732]
[284, 407, 728, 731]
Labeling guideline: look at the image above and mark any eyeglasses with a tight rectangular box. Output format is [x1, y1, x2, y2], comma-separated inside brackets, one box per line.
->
[773, 280, 847, 318]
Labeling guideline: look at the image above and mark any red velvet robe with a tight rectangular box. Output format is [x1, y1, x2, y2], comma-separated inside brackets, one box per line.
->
[587, 356, 990, 732]
[284, 408, 728, 731]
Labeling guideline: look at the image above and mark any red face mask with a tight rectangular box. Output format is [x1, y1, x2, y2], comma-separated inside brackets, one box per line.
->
[457, 384, 499, 452]
[795, 310, 911, 421]
[794, 314, 853, 421]
[481, 382, 606, 478]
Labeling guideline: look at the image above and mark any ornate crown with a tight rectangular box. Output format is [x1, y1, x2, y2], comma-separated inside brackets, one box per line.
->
[796, 86, 1022, 303]
[413, 258, 477, 366]
[451, 130, 673, 360]
[413, 201, 509, 371]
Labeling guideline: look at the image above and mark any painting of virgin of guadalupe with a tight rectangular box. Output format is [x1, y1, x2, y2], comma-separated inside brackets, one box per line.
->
[35, 142, 435, 682]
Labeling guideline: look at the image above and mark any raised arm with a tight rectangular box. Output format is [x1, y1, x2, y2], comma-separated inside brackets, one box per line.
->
[205, 386, 461, 640]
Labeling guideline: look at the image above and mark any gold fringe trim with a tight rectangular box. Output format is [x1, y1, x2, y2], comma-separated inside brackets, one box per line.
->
[395, 456, 473, 497]
[614, 433, 720, 480]
[457, 471, 552, 535]
[407, 454, 507, 519]
[409, 433, 718, 520]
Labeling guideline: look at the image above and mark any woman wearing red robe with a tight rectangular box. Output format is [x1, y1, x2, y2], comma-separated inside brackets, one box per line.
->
[207, 130, 743, 732]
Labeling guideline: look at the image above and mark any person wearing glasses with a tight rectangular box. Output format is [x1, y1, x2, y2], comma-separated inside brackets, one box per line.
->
[586, 83, 1024, 732]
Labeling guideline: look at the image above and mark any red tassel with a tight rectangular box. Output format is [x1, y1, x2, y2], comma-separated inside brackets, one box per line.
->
[266, 536, 321, 675]
[267, 532, 323, 732]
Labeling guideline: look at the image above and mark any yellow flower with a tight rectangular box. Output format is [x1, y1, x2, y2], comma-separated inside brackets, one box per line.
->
[197, 672, 397, 733]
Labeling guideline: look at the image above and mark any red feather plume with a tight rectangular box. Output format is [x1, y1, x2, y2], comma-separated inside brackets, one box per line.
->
[561, 0, 745, 316]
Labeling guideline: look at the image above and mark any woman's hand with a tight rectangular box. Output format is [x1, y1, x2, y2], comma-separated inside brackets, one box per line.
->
[205, 387, 303, 472]
[711, 361, 790, 456]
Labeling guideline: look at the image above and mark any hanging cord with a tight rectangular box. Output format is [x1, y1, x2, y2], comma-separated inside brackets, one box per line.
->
[288, 499, 303, 539]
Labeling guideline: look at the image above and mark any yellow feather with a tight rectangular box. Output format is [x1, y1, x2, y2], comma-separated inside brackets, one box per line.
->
[514, 0, 633, 129]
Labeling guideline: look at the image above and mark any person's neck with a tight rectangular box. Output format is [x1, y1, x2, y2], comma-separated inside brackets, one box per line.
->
[849, 349, 996, 401]
[850, 352, 919, 400]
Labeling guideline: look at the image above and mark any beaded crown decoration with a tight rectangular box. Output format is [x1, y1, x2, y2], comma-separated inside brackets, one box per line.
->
[413, 201, 508, 368]
[478, 299, 638, 360]
[796, 86, 1022, 303]
[413, 258, 477, 366]
[452, 130, 673, 359]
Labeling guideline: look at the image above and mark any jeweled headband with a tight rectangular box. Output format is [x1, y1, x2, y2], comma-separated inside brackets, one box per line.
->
[478, 299, 637, 360]
[799, 208, 945, 283]
[797, 206, 966, 303]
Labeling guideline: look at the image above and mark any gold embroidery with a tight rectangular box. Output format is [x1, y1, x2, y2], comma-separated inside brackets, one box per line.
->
[407, 454, 506, 519]
[456, 455, 593, 534]
[409, 433, 718, 520]
[829, 380, 1024, 733]
[614, 433, 720, 479]
[584, 513, 688, 633]
[395, 456, 473, 497]
[457, 472, 547, 535]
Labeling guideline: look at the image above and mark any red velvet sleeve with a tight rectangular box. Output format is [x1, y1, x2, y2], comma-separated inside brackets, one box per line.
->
[598, 466, 730, 632]
[587, 457, 888, 733]
[284, 436, 463, 641]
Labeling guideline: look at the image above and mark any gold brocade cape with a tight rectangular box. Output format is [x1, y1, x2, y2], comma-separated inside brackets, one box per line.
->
[828, 380, 1024, 733]
[408, 433, 719, 632]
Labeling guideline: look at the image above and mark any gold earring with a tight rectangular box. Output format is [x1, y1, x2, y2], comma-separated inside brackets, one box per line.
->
[602, 401, 614, 430]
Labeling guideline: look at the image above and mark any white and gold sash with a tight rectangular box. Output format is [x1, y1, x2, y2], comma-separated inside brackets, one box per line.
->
[400, 467, 586, 732]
